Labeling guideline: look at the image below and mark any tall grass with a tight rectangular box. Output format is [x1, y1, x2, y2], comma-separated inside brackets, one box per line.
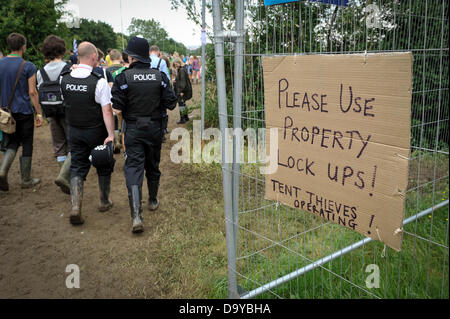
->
[181, 104, 448, 299]
[216, 177, 449, 299]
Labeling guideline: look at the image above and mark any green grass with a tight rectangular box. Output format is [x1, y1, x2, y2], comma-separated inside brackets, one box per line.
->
[203, 150, 449, 299]
[220, 179, 449, 299]
[176, 112, 449, 299]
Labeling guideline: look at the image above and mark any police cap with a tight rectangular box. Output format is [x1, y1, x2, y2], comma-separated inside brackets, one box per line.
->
[124, 36, 151, 64]
[89, 142, 116, 170]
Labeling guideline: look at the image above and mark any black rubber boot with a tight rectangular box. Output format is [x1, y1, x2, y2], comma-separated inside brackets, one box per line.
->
[0, 149, 17, 192]
[147, 180, 160, 211]
[98, 174, 113, 212]
[128, 185, 144, 233]
[177, 116, 186, 124]
[70, 176, 84, 225]
[177, 105, 187, 124]
[55, 153, 71, 195]
[19, 157, 40, 189]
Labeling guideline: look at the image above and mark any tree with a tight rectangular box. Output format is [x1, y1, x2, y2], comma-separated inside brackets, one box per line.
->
[67, 18, 117, 53]
[127, 17, 188, 55]
[170, 0, 223, 39]
[128, 18, 168, 46]
[0, 0, 69, 68]
[116, 32, 130, 51]
[174, 0, 449, 150]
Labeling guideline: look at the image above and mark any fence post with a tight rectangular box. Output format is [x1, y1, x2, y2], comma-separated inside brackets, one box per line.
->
[212, 0, 240, 299]
[232, 0, 245, 274]
[201, 0, 206, 139]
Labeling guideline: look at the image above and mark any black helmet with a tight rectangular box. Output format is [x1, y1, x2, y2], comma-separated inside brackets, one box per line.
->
[124, 36, 151, 64]
[89, 142, 115, 170]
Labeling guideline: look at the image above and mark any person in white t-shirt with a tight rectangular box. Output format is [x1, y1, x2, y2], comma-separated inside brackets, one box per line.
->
[59, 41, 115, 226]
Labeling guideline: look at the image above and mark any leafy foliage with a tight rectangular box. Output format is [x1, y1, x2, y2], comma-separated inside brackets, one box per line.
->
[175, 0, 449, 150]
[0, 0, 191, 68]
[67, 18, 117, 53]
[127, 18, 188, 54]
[0, 0, 69, 68]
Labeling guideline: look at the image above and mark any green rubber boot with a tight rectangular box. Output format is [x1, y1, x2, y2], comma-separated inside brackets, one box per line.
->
[69, 176, 84, 225]
[20, 157, 40, 189]
[55, 153, 71, 195]
[0, 149, 17, 191]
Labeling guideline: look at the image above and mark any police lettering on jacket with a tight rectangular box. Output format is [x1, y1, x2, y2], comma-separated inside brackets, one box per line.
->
[132, 73, 157, 81]
[61, 72, 104, 128]
[65, 83, 88, 92]
[121, 68, 163, 119]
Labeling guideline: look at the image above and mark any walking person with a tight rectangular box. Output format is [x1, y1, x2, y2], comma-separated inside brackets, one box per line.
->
[192, 56, 201, 85]
[160, 54, 173, 142]
[105, 48, 113, 68]
[149, 45, 170, 141]
[69, 49, 78, 65]
[37, 35, 72, 194]
[0, 33, 43, 192]
[111, 36, 177, 233]
[112, 52, 130, 152]
[95, 49, 114, 88]
[106, 49, 123, 75]
[187, 56, 193, 82]
[106, 49, 124, 153]
[160, 55, 172, 82]
[149, 45, 169, 78]
[172, 57, 192, 124]
[111, 52, 130, 80]
[60, 41, 115, 225]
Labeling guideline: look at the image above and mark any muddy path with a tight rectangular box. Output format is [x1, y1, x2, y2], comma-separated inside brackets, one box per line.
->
[0, 83, 226, 298]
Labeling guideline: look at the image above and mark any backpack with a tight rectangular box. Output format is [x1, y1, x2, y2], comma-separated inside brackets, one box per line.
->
[155, 58, 162, 71]
[38, 63, 71, 118]
[112, 66, 127, 81]
[107, 65, 122, 80]
[151, 59, 162, 73]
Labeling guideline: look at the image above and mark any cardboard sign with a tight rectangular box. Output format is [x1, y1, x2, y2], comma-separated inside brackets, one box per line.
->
[263, 53, 412, 251]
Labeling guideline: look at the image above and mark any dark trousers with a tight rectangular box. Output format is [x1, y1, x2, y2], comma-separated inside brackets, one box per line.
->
[67, 124, 112, 179]
[124, 120, 162, 194]
[48, 115, 68, 157]
[7, 113, 34, 157]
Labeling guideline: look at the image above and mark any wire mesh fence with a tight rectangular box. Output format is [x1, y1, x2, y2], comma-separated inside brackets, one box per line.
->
[214, 0, 449, 299]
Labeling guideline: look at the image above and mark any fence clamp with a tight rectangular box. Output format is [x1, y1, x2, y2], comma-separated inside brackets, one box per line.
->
[215, 30, 245, 43]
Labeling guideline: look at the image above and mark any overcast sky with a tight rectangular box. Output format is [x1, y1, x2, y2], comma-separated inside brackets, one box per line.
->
[65, 0, 212, 48]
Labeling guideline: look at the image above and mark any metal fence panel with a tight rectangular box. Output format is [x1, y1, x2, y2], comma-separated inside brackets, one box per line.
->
[213, 0, 449, 299]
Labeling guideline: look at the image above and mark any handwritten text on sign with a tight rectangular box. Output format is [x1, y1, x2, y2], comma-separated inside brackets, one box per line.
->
[263, 53, 412, 251]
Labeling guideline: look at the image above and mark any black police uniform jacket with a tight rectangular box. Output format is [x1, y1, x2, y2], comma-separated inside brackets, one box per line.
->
[111, 61, 177, 121]
[61, 71, 104, 128]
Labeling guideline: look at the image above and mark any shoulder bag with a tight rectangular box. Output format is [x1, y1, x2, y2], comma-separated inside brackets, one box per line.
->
[0, 60, 26, 134]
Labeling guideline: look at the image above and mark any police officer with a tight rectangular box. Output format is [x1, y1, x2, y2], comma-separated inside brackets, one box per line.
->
[60, 42, 116, 225]
[111, 36, 177, 233]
